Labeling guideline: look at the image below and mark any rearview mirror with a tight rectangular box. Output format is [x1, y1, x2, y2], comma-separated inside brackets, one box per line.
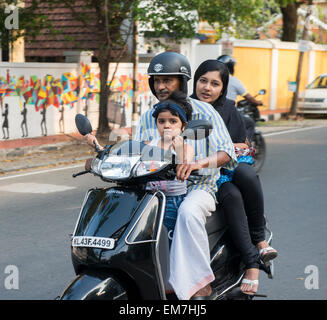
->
[181, 119, 212, 140]
[75, 114, 92, 136]
[258, 89, 266, 95]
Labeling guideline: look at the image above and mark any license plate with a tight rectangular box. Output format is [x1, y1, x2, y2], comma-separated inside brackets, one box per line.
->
[72, 236, 115, 249]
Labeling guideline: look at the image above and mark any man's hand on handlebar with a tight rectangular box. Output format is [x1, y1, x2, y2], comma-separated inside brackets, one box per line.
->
[85, 133, 104, 152]
[176, 161, 202, 182]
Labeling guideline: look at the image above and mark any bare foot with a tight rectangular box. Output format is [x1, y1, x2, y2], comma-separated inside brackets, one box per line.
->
[241, 268, 259, 294]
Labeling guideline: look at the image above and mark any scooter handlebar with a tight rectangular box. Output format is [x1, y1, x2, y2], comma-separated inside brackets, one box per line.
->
[72, 170, 90, 178]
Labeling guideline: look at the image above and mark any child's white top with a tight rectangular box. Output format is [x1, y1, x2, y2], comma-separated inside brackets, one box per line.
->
[146, 138, 187, 196]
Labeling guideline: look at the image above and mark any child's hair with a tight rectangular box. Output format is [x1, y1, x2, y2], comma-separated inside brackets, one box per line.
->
[152, 91, 193, 123]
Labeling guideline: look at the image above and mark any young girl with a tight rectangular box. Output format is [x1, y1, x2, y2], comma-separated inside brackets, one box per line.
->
[146, 91, 194, 242]
[86, 91, 194, 241]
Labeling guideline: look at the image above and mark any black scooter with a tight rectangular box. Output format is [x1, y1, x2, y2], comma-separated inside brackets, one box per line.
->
[237, 89, 267, 173]
[58, 114, 274, 300]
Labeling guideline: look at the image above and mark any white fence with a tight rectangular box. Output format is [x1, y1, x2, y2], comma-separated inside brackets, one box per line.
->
[0, 62, 152, 140]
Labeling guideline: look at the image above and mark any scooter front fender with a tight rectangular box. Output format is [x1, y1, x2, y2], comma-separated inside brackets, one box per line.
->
[59, 272, 127, 300]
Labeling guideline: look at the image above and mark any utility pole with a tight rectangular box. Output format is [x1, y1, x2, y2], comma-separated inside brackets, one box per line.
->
[289, 0, 313, 118]
[132, 19, 139, 135]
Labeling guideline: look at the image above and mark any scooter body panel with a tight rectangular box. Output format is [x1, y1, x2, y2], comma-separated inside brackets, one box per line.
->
[73, 187, 146, 240]
[70, 186, 165, 300]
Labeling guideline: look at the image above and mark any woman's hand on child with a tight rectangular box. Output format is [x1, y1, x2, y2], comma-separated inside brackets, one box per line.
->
[234, 143, 249, 149]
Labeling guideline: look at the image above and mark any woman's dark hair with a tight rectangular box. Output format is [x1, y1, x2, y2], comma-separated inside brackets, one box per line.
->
[153, 91, 193, 123]
[191, 60, 230, 109]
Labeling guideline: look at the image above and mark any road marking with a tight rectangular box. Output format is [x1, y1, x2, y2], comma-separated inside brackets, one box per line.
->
[0, 164, 83, 181]
[0, 182, 76, 194]
[263, 125, 327, 137]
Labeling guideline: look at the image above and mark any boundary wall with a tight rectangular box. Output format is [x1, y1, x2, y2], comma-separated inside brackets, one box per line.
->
[1, 39, 327, 141]
[193, 39, 327, 120]
[0, 61, 152, 140]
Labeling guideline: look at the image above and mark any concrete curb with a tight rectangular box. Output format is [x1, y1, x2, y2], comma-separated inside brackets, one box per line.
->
[0, 140, 83, 160]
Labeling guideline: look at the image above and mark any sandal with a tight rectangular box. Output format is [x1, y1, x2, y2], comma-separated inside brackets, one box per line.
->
[241, 278, 259, 295]
[259, 246, 278, 264]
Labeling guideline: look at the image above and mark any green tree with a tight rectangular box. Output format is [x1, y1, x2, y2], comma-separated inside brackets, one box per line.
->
[196, 0, 275, 39]
[30, 0, 199, 136]
[277, 0, 302, 42]
[43, 0, 137, 135]
[277, 0, 327, 42]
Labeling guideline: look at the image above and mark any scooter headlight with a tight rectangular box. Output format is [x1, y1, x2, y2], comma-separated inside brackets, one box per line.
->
[100, 155, 141, 180]
[91, 157, 101, 174]
[133, 160, 168, 177]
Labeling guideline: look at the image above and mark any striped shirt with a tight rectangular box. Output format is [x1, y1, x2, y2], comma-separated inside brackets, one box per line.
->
[134, 97, 237, 195]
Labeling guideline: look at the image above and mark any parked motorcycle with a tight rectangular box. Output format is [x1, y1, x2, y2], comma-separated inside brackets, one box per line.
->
[58, 114, 274, 300]
[237, 89, 267, 173]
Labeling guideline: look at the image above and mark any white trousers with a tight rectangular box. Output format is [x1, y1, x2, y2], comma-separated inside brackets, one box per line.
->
[168, 189, 216, 300]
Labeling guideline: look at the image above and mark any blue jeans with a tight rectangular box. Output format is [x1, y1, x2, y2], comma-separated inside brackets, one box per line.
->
[164, 194, 186, 243]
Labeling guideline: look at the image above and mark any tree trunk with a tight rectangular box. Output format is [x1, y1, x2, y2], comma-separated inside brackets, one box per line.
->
[97, 57, 110, 135]
[281, 2, 300, 42]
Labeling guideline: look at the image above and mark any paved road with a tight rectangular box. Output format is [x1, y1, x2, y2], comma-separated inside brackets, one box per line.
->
[0, 125, 326, 299]
[257, 126, 327, 300]
[0, 166, 109, 299]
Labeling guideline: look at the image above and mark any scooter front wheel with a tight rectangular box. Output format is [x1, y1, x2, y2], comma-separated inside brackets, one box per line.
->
[59, 272, 128, 300]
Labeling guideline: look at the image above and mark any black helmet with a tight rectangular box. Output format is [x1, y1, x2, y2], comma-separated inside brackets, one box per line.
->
[217, 55, 236, 75]
[148, 51, 191, 97]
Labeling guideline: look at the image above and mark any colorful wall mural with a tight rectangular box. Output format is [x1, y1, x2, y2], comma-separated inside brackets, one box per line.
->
[0, 62, 151, 140]
[0, 63, 98, 112]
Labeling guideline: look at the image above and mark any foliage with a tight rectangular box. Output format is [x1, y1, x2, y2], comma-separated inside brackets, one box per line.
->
[196, 0, 279, 39]
[0, 0, 50, 48]
[138, 0, 198, 40]
[277, 0, 299, 6]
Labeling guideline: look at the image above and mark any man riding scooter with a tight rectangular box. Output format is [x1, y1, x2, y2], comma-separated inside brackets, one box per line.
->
[134, 52, 237, 300]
